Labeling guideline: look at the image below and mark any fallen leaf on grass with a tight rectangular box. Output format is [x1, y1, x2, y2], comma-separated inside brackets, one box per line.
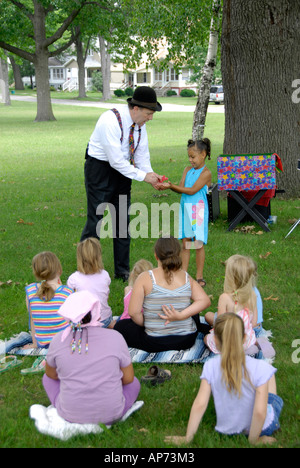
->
[0, 280, 20, 287]
[153, 193, 169, 198]
[17, 219, 34, 226]
[288, 218, 298, 224]
[138, 428, 149, 433]
[234, 225, 255, 233]
[259, 252, 272, 259]
[264, 295, 279, 301]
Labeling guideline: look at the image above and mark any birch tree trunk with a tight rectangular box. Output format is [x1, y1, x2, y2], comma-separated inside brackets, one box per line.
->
[0, 56, 11, 105]
[222, 0, 300, 198]
[192, 0, 222, 140]
[99, 36, 111, 101]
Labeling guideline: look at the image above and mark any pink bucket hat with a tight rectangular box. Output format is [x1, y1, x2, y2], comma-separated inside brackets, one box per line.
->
[60, 290, 102, 343]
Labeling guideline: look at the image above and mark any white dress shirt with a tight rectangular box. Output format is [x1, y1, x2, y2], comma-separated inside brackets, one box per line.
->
[87, 105, 153, 182]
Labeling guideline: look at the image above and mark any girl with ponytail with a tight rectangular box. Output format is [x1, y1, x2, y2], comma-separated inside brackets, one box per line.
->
[157, 138, 212, 287]
[114, 236, 211, 352]
[165, 313, 283, 446]
[25, 252, 73, 349]
[204, 255, 257, 354]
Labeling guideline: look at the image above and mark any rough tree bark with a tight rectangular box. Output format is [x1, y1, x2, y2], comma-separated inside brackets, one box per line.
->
[192, 0, 222, 140]
[221, 0, 300, 197]
[9, 55, 24, 90]
[0, 0, 83, 121]
[99, 36, 111, 101]
[74, 27, 88, 99]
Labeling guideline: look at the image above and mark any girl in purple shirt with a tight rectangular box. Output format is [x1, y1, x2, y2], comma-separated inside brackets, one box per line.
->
[165, 313, 283, 446]
[43, 291, 140, 425]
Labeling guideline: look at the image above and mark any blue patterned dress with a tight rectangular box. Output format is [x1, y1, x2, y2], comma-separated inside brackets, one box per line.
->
[178, 166, 208, 244]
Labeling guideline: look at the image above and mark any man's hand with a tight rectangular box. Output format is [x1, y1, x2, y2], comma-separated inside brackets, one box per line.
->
[144, 172, 163, 188]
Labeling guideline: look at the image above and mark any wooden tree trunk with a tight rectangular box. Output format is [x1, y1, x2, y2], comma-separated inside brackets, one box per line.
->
[9, 55, 24, 90]
[34, 49, 55, 122]
[221, 0, 300, 197]
[32, 0, 55, 121]
[192, 0, 222, 140]
[99, 36, 111, 101]
[75, 29, 87, 99]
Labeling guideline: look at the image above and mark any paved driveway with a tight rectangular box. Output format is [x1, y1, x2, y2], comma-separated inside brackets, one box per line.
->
[10, 94, 224, 113]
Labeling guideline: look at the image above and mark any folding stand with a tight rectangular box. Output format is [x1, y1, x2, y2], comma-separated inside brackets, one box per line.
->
[228, 190, 270, 232]
[217, 153, 277, 232]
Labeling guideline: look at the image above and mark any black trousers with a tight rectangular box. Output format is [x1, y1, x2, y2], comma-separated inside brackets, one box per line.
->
[114, 319, 198, 353]
[81, 155, 132, 277]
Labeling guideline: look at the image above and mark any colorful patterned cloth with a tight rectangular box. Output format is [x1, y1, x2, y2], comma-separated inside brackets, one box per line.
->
[217, 153, 276, 191]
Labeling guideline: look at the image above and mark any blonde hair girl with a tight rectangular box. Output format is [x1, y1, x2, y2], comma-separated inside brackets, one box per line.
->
[223, 255, 257, 316]
[214, 312, 251, 397]
[117, 259, 153, 322]
[25, 252, 73, 349]
[67, 238, 113, 328]
[76, 237, 104, 274]
[32, 251, 63, 302]
[204, 254, 257, 354]
[165, 313, 283, 446]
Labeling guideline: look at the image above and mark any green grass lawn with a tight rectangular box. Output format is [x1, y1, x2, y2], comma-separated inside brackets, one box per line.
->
[0, 99, 299, 448]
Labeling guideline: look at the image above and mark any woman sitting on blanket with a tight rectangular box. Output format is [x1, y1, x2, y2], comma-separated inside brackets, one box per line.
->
[43, 290, 140, 425]
[114, 236, 211, 353]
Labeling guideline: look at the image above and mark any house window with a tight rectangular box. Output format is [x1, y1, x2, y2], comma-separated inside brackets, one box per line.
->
[182, 68, 190, 81]
[154, 69, 163, 81]
[170, 68, 179, 81]
[52, 68, 64, 80]
[137, 72, 151, 83]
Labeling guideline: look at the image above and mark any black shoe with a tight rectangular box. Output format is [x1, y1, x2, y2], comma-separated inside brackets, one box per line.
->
[114, 273, 129, 282]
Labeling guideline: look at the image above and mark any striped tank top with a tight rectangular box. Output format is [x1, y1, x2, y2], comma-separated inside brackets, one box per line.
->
[25, 283, 73, 348]
[143, 270, 197, 337]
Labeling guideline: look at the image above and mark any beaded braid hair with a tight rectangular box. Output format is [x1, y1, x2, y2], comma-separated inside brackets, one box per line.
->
[70, 312, 91, 354]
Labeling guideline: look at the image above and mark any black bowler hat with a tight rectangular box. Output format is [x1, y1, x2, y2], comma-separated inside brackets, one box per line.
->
[127, 86, 162, 112]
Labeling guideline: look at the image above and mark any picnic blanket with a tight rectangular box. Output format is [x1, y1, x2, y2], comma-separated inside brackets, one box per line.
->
[29, 400, 144, 440]
[129, 332, 212, 364]
[7, 326, 275, 363]
[129, 327, 274, 364]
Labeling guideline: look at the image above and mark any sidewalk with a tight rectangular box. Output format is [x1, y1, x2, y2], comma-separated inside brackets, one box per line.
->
[10, 94, 224, 113]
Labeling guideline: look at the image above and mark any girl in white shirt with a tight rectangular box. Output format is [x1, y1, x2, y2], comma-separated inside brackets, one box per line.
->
[165, 313, 283, 446]
[67, 237, 114, 328]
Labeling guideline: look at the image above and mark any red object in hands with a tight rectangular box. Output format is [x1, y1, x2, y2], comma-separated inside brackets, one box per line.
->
[161, 176, 168, 182]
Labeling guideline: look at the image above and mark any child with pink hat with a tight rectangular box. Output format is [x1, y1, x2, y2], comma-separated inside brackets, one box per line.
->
[42, 290, 140, 425]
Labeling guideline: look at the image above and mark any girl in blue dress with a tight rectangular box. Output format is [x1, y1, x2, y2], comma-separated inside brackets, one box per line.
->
[159, 139, 212, 286]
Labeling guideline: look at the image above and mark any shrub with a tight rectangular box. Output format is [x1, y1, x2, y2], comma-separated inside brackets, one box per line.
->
[125, 87, 134, 97]
[180, 89, 196, 97]
[114, 89, 126, 97]
[166, 89, 177, 97]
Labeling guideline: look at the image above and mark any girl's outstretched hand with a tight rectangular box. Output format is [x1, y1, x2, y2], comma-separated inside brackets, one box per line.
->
[156, 181, 171, 190]
[164, 435, 187, 446]
[253, 436, 277, 445]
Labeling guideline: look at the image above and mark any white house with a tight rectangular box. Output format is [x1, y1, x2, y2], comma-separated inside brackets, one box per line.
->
[22, 43, 198, 95]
